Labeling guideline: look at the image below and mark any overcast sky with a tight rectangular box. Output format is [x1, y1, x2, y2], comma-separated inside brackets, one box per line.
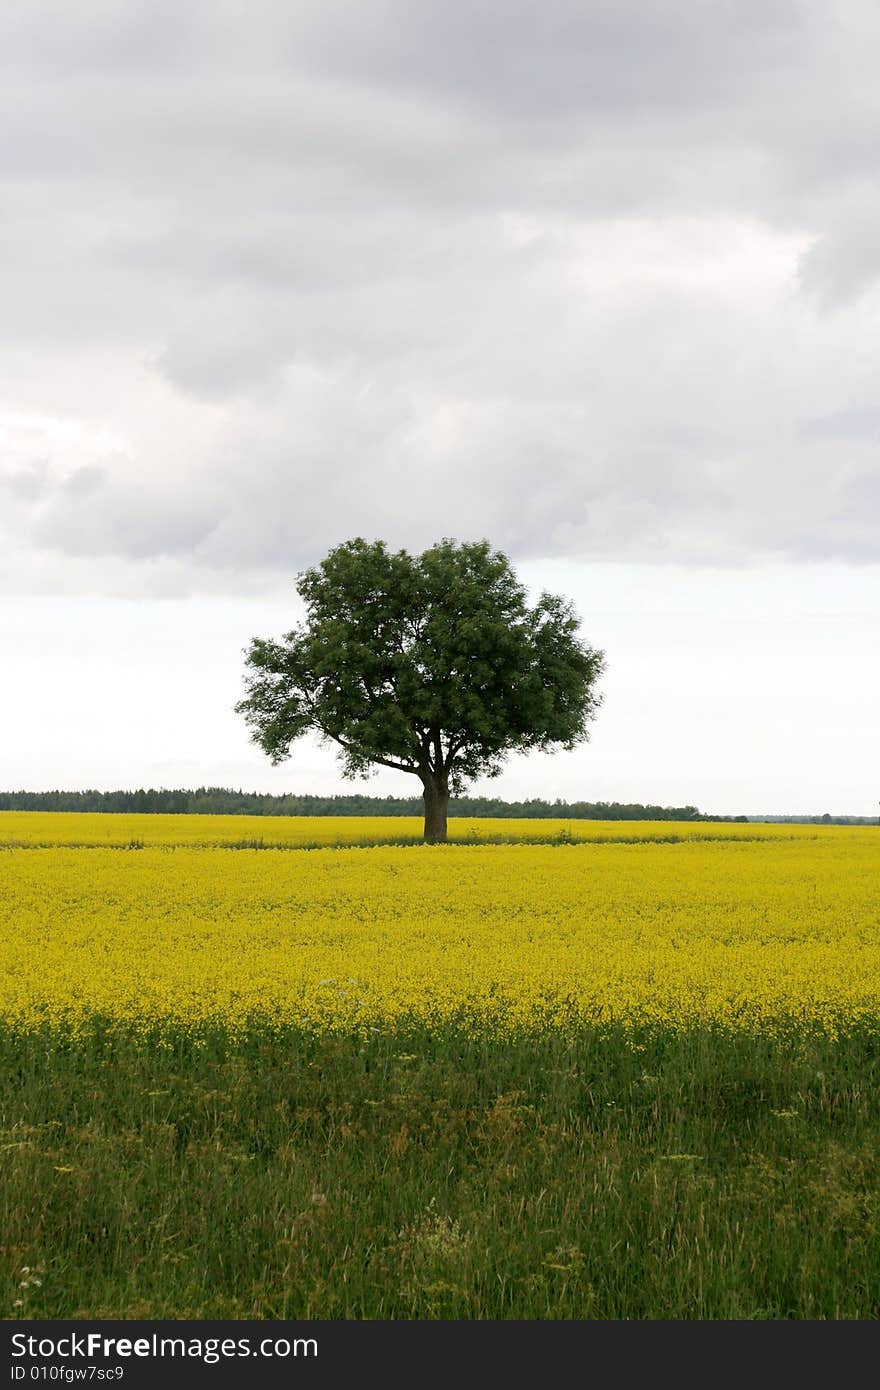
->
[1, 1, 877, 813]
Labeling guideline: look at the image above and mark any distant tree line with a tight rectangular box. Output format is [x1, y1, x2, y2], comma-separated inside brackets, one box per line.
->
[750, 813, 878, 826]
[0, 787, 720, 820]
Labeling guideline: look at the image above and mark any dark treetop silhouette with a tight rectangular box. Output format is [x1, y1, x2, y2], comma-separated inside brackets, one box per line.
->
[236, 538, 605, 843]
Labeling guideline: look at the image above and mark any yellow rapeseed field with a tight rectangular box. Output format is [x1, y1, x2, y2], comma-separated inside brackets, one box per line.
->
[1, 818, 878, 1038]
[0, 809, 845, 847]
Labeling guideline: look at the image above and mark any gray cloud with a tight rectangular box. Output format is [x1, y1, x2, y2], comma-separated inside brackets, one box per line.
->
[800, 407, 880, 441]
[798, 216, 880, 310]
[1, 0, 879, 594]
[0, 462, 50, 503]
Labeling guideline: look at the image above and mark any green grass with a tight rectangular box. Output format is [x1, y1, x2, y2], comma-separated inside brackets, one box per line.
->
[3, 1025, 880, 1319]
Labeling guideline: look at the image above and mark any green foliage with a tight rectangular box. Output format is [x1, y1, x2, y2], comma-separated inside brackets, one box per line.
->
[236, 538, 605, 796]
[0, 791, 869, 823]
[0, 789, 708, 819]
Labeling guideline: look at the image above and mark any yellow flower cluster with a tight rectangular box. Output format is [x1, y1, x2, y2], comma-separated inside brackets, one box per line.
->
[2, 819, 878, 1038]
[0, 810, 848, 848]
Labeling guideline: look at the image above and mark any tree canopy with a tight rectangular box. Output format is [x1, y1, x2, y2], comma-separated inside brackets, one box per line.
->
[236, 537, 606, 842]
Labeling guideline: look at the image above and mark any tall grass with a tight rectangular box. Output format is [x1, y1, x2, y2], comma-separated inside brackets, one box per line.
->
[3, 1024, 880, 1319]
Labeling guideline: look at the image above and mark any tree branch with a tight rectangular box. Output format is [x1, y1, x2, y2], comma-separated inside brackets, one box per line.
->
[431, 727, 444, 778]
[443, 736, 466, 773]
[323, 727, 420, 776]
[300, 687, 421, 775]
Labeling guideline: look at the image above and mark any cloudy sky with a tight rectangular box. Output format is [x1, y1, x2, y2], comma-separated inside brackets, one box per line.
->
[1, 0, 877, 813]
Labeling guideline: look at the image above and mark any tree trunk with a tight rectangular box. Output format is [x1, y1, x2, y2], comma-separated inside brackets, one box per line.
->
[422, 774, 449, 844]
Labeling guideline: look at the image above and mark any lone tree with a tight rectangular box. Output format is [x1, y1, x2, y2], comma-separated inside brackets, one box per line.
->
[236, 538, 605, 844]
